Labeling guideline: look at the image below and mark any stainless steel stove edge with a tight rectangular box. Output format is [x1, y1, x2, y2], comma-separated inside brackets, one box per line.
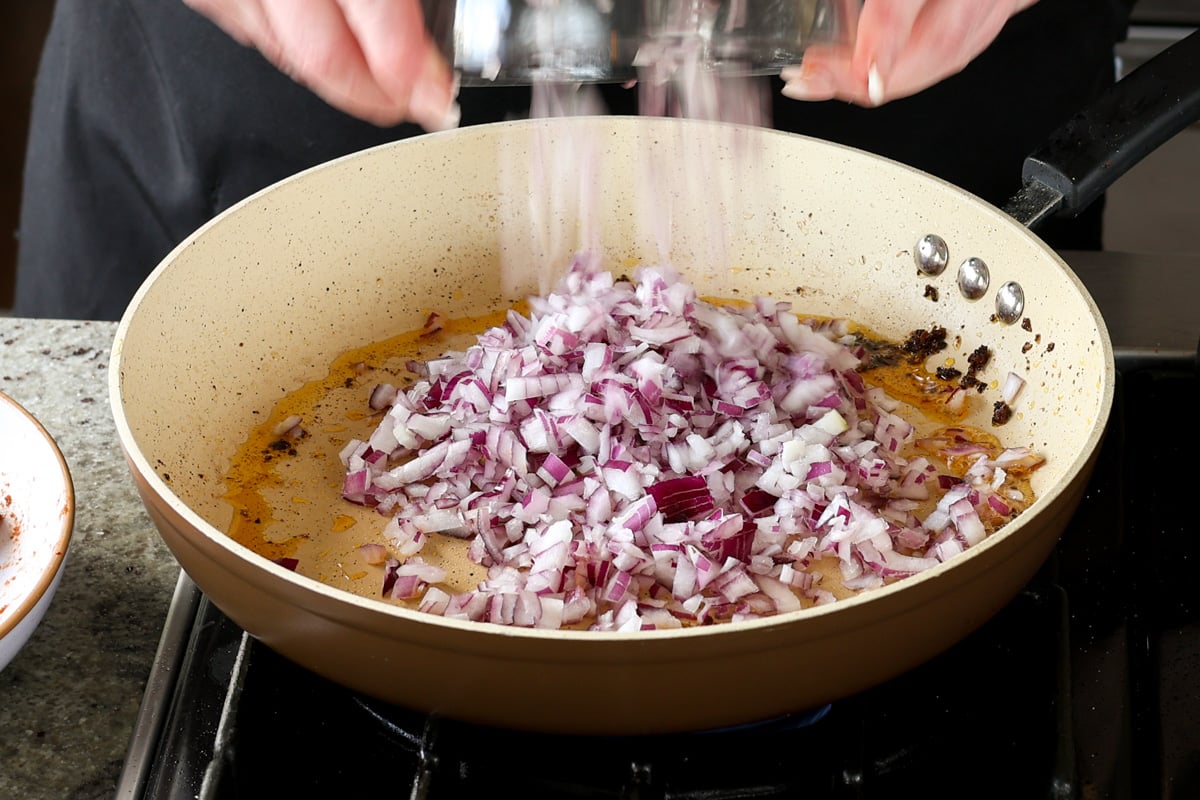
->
[115, 573, 201, 800]
[1059, 250, 1200, 362]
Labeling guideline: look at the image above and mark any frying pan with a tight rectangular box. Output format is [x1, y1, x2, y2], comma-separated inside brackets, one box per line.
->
[110, 31, 1200, 734]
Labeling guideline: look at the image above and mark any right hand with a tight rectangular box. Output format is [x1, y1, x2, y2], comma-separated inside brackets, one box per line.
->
[780, 0, 1039, 107]
[183, 0, 459, 130]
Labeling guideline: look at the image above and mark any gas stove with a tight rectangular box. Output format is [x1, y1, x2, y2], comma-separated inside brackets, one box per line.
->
[116, 250, 1199, 800]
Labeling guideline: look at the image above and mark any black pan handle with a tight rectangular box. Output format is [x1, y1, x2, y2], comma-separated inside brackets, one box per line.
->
[1003, 27, 1200, 230]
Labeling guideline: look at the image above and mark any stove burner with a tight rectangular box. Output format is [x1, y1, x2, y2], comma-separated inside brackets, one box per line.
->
[691, 704, 834, 734]
[137, 578, 1072, 800]
[350, 693, 834, 744]
[343, 680, 841, 798]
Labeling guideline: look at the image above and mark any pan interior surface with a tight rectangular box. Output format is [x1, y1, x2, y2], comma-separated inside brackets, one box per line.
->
[110, 117, 1112, 730]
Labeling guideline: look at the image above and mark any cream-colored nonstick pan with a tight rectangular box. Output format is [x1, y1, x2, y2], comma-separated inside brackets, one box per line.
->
[110, 33, 1199, 734]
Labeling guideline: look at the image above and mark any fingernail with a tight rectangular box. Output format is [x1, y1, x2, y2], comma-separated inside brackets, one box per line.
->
[410, 82, 458, 131]
[780, 64, 834, 101]
[432, 100, 462, 132]
[867, 63, 885, 106]
[781, 81, 813, 101]
[409, 50, 459, 131]
[779, 64, 804, 83]
[410, 91, 459, 131]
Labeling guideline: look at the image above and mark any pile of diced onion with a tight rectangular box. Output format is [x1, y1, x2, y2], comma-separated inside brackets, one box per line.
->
[338, 257, 1040, 631]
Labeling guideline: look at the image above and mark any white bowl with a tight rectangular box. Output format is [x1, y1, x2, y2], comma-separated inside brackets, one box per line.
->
[0, 391, 75, 673]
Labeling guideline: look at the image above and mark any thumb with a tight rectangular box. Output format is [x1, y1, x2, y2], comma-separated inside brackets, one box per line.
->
[851, 0, 924, 105]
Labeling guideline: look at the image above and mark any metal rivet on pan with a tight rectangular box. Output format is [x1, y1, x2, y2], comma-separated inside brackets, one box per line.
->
[957, 257, 990, 300]
[995, 281, 1025, 324]
[914, 234, 949, 275]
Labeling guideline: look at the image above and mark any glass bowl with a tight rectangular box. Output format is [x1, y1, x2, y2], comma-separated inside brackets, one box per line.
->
[424, 0, 860, 86]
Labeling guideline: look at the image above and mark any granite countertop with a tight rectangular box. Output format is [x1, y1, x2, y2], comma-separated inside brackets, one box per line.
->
[0, 318, 179, 800]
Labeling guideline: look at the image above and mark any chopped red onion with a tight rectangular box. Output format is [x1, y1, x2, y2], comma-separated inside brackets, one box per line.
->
[358, 543, 389, 565]
[272, 415, 305, 438]
[341, 259, 1041, 630]
[1001, 372, 1026, 405]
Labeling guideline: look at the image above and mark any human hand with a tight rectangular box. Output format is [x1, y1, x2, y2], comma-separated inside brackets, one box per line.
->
[780, 0, 1039, 106]
[183, 0, 459, 129]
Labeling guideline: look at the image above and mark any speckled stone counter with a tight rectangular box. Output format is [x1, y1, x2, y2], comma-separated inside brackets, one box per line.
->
[0, 319, 179, 800]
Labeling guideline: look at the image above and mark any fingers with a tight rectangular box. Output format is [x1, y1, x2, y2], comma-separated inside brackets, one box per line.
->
[879, 2, 1019, 100]
[849, 0, 926, 103]
[781, 0, 1036, 108]
[185, 0, 457, 130]
[780, 43, 860, 103]
[780, 0, 925, 106]
[335, 0, 458, 130]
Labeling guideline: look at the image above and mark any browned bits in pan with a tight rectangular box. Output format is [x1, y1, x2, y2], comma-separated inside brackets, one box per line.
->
[954, 344, 993, 394]
[967, 345, 991, 373]
[936, 366, 962, 381]
[1021, 318, 1033, 332]
[900, 325, 948, 363]
[923, 284, 939, 301]
[992, 400, 1014, 426]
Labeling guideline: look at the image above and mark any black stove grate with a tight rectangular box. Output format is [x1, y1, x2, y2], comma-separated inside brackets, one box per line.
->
[156, 580, 1070, 800]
